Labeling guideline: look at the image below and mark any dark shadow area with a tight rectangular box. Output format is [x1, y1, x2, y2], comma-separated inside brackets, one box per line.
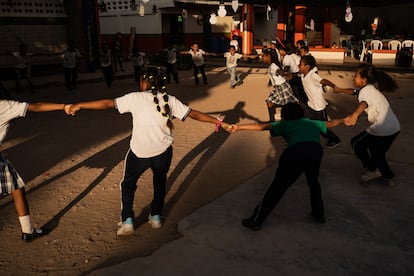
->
[0, 137, 129, 234]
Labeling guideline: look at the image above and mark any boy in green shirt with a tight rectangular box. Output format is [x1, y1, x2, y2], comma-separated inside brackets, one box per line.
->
[229, 102, 345, 230]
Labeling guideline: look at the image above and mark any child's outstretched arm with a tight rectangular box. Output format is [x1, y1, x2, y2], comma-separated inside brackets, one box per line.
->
[320, 78, 337, 89]
[67, 99, 115, 116]
[28, 102, 67, 112]
[230, 123, 271, 132]
[344, 101, 367, 126]
[333, 86, 358, 95]
[326, 118, 345, 128]
[188, 110, 231, 130]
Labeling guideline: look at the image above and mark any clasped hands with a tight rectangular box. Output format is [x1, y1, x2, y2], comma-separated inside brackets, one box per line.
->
[63, 104, 79, 116]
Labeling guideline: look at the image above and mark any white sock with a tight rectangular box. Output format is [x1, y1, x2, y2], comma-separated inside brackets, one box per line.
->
[18, 215, 33, 234]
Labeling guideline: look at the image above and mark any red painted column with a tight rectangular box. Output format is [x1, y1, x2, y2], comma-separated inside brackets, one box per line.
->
[324, 22, 331, 48]
[277, 5, 286, 41]
[241, 3, 254, 55]
[294, 5, 306, 44]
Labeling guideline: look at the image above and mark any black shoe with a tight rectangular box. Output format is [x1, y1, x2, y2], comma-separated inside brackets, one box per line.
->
[311, 212, 326, 224]
[241, 218, 262, 231]
[22, 228, 47, 242]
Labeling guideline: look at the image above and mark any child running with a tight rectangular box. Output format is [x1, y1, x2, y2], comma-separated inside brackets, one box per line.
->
[1, 99, 68, 241]
[262, 49, 298, 122]
[299, 55, 341, 149]
[229, 103, 345, 230]
[224, 45, 256, 89]
[334, 63, 400, 185]
[66, 66, 231, 235]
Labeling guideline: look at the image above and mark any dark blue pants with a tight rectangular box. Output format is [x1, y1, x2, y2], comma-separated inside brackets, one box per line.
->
[120, 147, 172, 221]
[193, 64, 207, 85]
[351, 130, 399, 179]
[249, 142, 324, 225]
[166, 62, 179, 83]
[64, 67, 78, 89]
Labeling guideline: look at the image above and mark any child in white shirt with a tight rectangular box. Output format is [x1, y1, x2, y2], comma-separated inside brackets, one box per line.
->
[299, 55, 341, 148]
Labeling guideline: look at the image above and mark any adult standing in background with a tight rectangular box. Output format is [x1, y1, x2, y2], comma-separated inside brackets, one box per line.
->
[163, 44, 179, 84]
[13, 43, 34, 93]
[63, 40, 81, 90]
[112, 32, 125, 72]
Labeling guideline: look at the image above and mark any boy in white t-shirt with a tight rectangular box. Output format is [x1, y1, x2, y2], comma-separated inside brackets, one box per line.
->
[299, 55, 341, 149]
[1, 99, 68, 242]
[66, 66, 232, 235]
[181, 43, 214, 86]
[224, 45, 257, 88]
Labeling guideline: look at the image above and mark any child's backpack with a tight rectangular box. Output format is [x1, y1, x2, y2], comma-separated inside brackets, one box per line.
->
[395, 47, 412, 67]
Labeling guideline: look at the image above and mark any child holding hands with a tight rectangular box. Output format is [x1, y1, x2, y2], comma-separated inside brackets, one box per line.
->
[1, 99, 69, 241]
[334, 63, 400, 185]
[66, 66, 231, 235]
[229, 102, 345, 230]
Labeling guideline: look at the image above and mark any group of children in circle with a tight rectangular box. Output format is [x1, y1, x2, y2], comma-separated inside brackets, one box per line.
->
[1, 35, 401, 240]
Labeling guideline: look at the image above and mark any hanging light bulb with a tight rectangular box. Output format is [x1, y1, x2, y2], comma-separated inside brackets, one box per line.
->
[218, 4, 227, 17]
[231, 0, 238, 13]
[209, 13, 217, 25]
[139, 3, 145, 16]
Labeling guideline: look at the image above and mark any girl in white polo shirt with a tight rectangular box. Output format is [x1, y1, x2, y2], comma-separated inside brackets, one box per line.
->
[66, 66, 231, 235]
[334, 63, 400, 185]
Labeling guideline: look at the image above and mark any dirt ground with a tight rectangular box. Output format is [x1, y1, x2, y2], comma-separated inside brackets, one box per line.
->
[0, 66, 413, 275]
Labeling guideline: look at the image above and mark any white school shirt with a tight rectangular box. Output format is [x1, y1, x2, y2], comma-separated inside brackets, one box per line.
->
[224, 52, 242, 68]
[129, 52, 146, 67]
[115, 91, 191, 158]
[301, 67, 328, 111]
[189, 49, 205, 67]
[13, 52, 32, 69]
[164, 48, 177, 64]
[63, 48, 81, 68]
[229, 39, 239, 52]
[268, 63, 286, 86]
[282, 54, 300, 73]
[0, 101, 28, 146]
[358, 84, 400, 136]
[100, 49, 111, 67]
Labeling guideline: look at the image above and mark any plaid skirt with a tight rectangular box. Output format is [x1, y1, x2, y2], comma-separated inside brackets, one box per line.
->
[0, 152, 25, 195]
[267, 82, 299, 105]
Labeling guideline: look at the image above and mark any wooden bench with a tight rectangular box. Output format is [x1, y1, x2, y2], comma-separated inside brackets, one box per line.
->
[371, 49, 398, 66]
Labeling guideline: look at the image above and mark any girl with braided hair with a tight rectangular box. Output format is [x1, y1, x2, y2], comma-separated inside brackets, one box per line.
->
[66, 66, 231, 235]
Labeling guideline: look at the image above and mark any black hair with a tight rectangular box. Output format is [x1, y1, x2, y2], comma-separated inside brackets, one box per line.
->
[301, 55, 316, 69]
[281, 102, 305, 120]
[296, 40, 305, 48]
[263, 48, 282, 68]
[141, 66, 174, 129]
[229, 45, 236, 50]
[356, 63, 397, 92]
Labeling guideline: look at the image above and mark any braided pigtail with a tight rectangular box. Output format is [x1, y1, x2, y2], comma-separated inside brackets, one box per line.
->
[143, 66, 174, 129]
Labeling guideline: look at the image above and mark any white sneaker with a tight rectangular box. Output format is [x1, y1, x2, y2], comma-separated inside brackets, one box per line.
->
[360, 169, 381, 182]
[148, 214, 162, 229]
[117, 218, 134, 236]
